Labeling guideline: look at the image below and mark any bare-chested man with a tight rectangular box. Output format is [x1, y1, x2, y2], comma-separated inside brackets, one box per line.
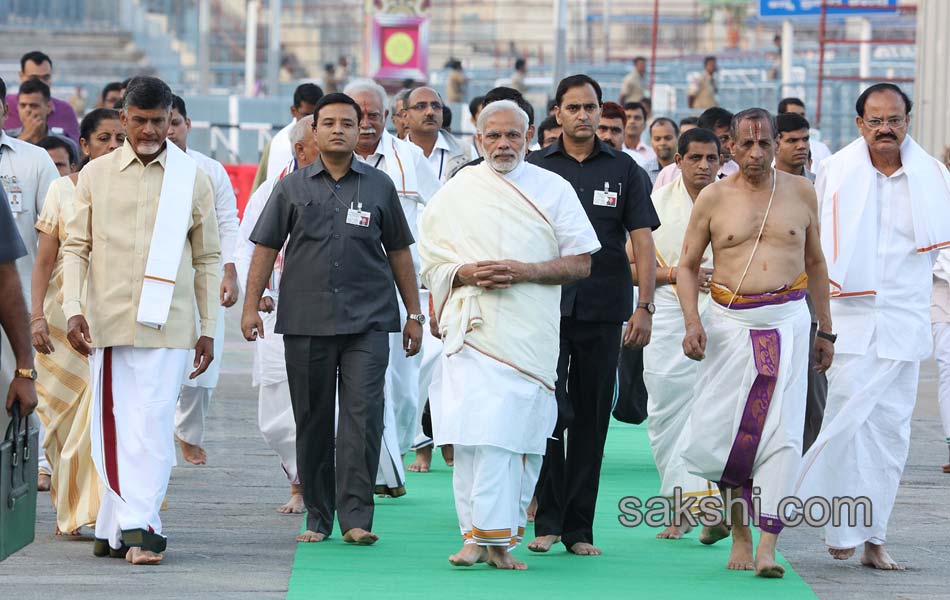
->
[676, 108, 834, 578]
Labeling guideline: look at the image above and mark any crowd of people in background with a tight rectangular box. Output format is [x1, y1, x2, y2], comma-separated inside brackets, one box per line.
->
[2, 48, 950, 581]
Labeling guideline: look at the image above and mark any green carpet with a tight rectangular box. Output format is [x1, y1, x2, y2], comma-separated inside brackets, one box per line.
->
[286, 422, 817, 599]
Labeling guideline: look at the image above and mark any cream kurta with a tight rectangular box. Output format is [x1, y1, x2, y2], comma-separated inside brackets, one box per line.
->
[62, 141, 220, 349]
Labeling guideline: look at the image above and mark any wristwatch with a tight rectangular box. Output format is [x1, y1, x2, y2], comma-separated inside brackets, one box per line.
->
[636, 301, 656, 315]
[407, 313, 427, 325]
[816, 330, 837, 344]
[14, 368, 37, 381]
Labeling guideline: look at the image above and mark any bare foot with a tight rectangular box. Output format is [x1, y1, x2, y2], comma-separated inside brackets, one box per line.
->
[441, 444, 454, 466]
[942, 463, 950, 474]
[55, 526, 82, 536]
[37, 473, 51, 492]
[296, 530, 328, 543]
[448, 544, 488, 566]
[727, 526, 754, 571]
[568, 542, 602, 556]
[487, 546, 528, 570]
[860, 542, 905, 570]
[343, 528, 379, 545]
[125, 547, 164, 565]
[828, 546, 856, 560]
[526, 534, 560, 553]
[526, 496, 537, 523]
[656, 523, 692, 539]
[699, 523, 730, 545]
[177, 437, 207, 465]
[277, 493, 305, 514]
[407, 446, 431, 473]
[754, 533, 785, 578]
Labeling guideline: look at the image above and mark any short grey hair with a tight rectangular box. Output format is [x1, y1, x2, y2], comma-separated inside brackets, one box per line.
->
[289, 114, 314, 146]
[730, 107, 776, 142]
[343, 78, 388, 112]
[476, 99, 529, 134]
[391, 89, 411, 115]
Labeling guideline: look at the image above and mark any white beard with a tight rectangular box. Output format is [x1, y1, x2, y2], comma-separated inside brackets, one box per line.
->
[136, 142, 162, 155]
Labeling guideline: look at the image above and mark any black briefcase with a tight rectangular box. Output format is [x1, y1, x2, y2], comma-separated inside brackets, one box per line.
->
[0, 404, 38, 561]
[613, 346, 649, 425]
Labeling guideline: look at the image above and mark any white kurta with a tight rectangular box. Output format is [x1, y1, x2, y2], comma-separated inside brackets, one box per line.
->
[235, 165, 297, 481]
[427, 161, 601, 455]
[265, 120, 296, 183]
[798, 165, 940, 548]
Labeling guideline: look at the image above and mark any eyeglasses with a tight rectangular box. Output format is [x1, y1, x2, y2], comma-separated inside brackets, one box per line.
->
[409, 101, 443, 112]
[862, 116, 907, 130]
[561, 103, 601, 115]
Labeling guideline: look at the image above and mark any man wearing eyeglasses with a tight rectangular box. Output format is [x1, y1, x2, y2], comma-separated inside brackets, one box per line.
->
[796, 83, 950, 571]
[526, 74, 659, 557]
[404, 87, 477, 184]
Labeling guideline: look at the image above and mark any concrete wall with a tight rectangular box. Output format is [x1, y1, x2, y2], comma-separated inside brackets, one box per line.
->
[913, 0, 950, 158]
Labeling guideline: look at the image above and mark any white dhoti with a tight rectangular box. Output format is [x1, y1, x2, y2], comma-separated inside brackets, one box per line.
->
[684, 291, 810, 534]
[375, 295, 416, 495]
[174, 304, 226, 446]
[795, 334, 919, 548]
[252, 309, 297, 484]
[90, 345, 189, 552]
[643, 287, 717, 503]
[433, 347, 555, 546]
[412, 290, 443, 450]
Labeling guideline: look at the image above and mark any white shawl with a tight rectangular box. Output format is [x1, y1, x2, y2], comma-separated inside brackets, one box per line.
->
[817, 135, 950, 297]
[136, 142, 198, 329]
[419, 161, 561, 390]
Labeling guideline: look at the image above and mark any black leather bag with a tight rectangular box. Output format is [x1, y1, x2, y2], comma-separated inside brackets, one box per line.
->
[0, 404, 38, 561]
[612, 346, 649, 425]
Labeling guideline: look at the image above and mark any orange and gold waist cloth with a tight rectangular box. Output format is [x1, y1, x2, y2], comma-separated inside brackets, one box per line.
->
[710, 272, 808, 309]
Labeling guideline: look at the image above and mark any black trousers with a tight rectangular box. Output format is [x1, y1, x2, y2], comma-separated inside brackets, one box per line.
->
[803, 321, 828, 453]
[534, 318, 621, 548]
[283, 332, 389, 536]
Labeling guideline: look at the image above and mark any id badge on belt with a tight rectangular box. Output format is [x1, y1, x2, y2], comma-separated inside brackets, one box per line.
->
[592, 181, 618, 208]
[346, 202, 371, 227]
[2, 177, 23, 213]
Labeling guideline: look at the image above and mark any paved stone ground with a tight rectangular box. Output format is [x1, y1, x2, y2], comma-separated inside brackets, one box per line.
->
[1, 311, 949, 599]
[0, 312, 300, 599]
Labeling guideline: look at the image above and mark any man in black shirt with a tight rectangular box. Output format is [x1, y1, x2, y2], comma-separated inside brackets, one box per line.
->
[242, 94, 424, 546]
[526, 74, 660, 556]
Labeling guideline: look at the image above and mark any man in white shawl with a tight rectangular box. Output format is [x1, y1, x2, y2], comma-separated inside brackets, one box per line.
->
[419, 100, 600, 570]
[235, 115, 317, 514]
[677, 108, 833, 578]
[639, 128, 727, 542]
[344, 79, 442, 496]
[61, 77, 220, 565]
[796, 84, 950, 571]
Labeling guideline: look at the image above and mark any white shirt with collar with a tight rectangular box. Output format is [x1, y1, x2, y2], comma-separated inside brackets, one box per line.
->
[356, 129, 441, 276]
[187, 147, 240, 265]
[0, 131, 59, 300]
[622, 141, 654, 166]
[832, 166, 936, 361]
[409, 130, 478, 183]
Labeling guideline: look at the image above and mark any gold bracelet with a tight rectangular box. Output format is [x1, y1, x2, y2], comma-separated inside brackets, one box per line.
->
[668, 266, 675, 283]
[30, 315, 46, 324]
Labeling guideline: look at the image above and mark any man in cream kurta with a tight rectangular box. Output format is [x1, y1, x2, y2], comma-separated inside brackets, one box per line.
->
[420, 101, 599, 570]
[61, 77, 220, 565]
[796, 85, 950, 571]
[641, 128, 723, 541]
[345, 79, 442, 496]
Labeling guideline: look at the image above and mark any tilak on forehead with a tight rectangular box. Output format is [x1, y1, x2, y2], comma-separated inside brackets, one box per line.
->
[750, 119, 761, 141]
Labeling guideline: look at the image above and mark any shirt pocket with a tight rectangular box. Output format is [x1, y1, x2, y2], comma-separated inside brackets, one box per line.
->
[295, 199, 327, 241]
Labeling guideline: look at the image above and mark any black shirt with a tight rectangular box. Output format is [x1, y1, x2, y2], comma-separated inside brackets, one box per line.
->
[527, 137, 659, 322]
[250, 156, 414, 336]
